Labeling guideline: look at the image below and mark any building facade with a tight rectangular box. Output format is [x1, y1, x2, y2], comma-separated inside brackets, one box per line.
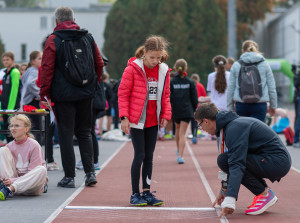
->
[0, 5, 111, 63]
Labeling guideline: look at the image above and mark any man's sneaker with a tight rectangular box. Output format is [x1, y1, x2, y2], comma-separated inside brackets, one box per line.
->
[130, 193, 147, 206]
[175, 149, 179, 157]
[85, 172, 97, 186]
[142, 191, 163, 206]
[245, 188, 278, 215]
[57, 177, 75, 188]
[47, 162, 59, 171]
[94, 162, 101, 170]
[177, 156, 184, 164]
[0, 186, 13, 201]
[76, 160, 84, 170]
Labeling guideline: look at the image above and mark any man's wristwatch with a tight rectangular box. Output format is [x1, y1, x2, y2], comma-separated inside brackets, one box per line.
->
[120, 116, 128, 121]
[221, 180, 228, 189]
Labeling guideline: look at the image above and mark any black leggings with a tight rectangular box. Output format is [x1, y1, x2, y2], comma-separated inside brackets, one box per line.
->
[130, 126, 158, 194]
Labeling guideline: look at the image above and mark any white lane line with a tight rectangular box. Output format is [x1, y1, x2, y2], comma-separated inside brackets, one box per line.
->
[65, 206, 215, 211]
[186, 142, 229, 223]
[43, 141, 127, 223]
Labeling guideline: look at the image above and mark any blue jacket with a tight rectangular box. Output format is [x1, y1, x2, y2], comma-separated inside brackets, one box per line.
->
[227, 52, 277, 110]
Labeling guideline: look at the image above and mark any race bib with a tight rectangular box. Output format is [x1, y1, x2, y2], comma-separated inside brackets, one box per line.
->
[148, 81, 158, 100]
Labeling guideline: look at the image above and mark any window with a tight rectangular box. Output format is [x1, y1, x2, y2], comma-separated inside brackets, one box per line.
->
[21, 44, 27, 61]
[40, 16, 47, 29]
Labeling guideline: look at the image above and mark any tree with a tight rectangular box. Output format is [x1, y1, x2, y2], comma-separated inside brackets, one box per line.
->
[103, 0, 226, 84]
[0, 36, 5, 68]
[3, 0, 45, 7]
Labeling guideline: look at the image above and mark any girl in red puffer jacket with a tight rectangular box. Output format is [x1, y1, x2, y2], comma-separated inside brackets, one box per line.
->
[118, 35, 171, 206]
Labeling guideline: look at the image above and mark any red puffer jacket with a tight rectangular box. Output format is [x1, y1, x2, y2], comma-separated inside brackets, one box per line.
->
[118, 57, 171, 127]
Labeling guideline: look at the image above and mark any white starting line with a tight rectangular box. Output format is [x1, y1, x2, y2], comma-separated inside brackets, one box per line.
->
[65, 206, 216, 211]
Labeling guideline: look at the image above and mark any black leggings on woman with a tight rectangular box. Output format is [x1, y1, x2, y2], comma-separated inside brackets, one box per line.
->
[130, 125, 158, 194]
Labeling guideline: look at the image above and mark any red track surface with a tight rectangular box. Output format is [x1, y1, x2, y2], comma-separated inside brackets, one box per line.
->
[53, 138, 300, 223]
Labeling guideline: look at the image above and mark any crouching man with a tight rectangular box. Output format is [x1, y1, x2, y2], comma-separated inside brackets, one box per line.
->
[194, 102, 291, 217]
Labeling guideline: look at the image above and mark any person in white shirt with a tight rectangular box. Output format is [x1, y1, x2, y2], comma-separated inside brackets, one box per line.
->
[206, 55, 230, 111]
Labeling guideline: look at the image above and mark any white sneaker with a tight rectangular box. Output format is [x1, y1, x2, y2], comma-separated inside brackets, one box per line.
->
[47, 162, 59, 171]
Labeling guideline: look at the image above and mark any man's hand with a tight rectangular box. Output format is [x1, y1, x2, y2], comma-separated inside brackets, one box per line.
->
[212, 189, 226, 207]
[219, 207, 234, 218]
[121, 118, 130, 135]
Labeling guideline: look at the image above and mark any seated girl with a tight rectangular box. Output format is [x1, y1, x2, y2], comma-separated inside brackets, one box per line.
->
[0, 114, 47, 201]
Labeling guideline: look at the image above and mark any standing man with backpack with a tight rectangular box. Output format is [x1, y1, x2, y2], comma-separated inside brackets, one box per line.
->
[40, 6, 104, 188]
[227, 40, 277, 122]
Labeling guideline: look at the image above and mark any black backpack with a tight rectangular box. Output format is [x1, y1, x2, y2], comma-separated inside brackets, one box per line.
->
[53, 30, 96, 87]
[238, 59, 263, 103]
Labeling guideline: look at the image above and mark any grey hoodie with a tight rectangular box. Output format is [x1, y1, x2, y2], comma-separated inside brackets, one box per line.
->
[216, 111, 291, 199]
[227, 52, 277, 110]
[20, 67, 40, 108]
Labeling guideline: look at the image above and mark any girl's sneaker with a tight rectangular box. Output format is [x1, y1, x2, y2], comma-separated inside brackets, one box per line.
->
[177, 156, 184, 164]
[0, 186, 13, 201]
[130, 193, 147, 206]
[142, 191, 163, 206]
[245, 188, 278, 215]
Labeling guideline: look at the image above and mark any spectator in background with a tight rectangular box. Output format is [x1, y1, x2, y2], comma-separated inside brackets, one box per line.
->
[206, 55, 230, 111]
[0, 114, 48, 201]
[20, 50, 42, 144]
[98, 72, 113, 137]
[40, 6, 104, 188]
[227, 40, 277, 122]
[170, 59, 198, 164]
[226, 57, 235, 71]
[19, 63, 28, 76]
[111, 78, 121, 129]
[1, 51, 21, 143]
[190, 73, 206, 144]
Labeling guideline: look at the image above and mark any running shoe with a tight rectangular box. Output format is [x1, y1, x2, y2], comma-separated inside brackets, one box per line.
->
[142, 191, 163, 206]
[57, 176, 75, 188]
[47, 162, 59, 171]
[192, 137, 197, 144]
[130, 193, 147, 206]
[175, 149, 179, 157]
[0, 186, 13, 201]
[164, 134, 173, 140]
[76, 160, 84, 170]
[245, 188, 278, 215]
[177, 157, 184, 164]
[94, 162, 101, 170]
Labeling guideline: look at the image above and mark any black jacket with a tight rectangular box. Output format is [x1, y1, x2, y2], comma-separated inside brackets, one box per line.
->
[216, 111, 291, 198]
[170, 75, 198, 119]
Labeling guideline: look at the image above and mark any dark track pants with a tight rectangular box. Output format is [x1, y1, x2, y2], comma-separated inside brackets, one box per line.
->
[217, 151, 291, 196]
[130, 126, 158, 194]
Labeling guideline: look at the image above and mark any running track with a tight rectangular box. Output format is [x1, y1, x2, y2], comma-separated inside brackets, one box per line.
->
[47, 138, 300, 223]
